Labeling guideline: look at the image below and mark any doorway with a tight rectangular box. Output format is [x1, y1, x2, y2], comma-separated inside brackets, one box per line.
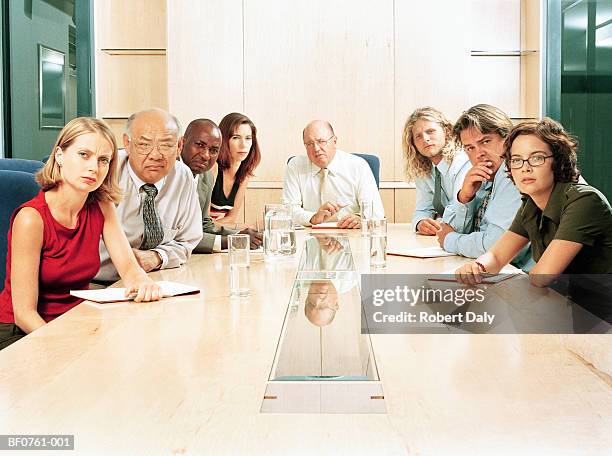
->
[1, 0, 94, 159]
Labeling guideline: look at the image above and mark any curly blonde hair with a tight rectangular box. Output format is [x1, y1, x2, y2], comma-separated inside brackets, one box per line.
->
[402, 107, 460, 182]
[36, 117, 122, 203]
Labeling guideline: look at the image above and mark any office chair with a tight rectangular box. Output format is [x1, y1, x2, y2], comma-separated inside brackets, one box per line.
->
[352, 153, 380, 188]
[0, 170, 41, 286]
[0, 158, 45, 174]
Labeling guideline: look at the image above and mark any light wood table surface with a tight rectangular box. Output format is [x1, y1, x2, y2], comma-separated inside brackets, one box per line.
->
[0, 224, 610, 455]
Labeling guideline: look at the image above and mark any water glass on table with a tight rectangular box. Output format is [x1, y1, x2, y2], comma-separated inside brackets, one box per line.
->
[229, 234, 250, 297]
[360, 199, 373, 237]
[369, 218, 387, 268]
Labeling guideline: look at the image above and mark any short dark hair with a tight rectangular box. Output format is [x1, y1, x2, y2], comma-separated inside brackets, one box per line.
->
[184, 118, 219, 141]
[503, 117, 580, 184]
[453, 104, 513, 140]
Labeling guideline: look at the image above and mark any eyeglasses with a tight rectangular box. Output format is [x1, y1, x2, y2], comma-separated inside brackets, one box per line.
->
[304, 135, 335, 149]
[132, 141, 178, 156]
[509, 154, 553, 169]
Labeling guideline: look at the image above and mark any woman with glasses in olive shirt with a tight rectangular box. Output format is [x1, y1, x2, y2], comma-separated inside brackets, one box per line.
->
[456, 118, 612, 289]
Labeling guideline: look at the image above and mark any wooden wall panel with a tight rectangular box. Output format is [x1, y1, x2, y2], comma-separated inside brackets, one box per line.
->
[163, 0, 530, 187]
[470, 0, 521, 50]
[394, 188, 416, 224]
[468, 57, 521, 117]
[394, 0, 472, 181]
[244, 188, 283, 225]
[167, 0, 243, 130]
[520, 0, 541, 118]
[469, 0, 521, 118]
[102, 118, 128, 147]
[96, 53, 167, 116]
[380, 189, 394, 223]
[95, 0, 167, 49]
[243, 0, 395, 182]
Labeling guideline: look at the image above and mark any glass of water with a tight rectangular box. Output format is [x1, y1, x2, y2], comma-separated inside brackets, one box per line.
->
[369, 218, 387, 268]
[360, 200, 373, 237]
[229, 234, 250, 297]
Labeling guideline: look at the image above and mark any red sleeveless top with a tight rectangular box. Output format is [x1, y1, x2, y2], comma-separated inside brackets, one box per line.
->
[0, 191, 105, 323]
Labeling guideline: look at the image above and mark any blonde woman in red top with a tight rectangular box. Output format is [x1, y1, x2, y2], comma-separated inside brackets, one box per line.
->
[0, 117, 161, 350]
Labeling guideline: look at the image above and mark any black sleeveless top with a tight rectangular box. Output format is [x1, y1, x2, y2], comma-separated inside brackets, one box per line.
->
[210, 170, 240, 220]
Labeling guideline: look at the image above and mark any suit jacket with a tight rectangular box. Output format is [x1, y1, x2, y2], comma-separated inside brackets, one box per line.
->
[194, 171, 238, 253]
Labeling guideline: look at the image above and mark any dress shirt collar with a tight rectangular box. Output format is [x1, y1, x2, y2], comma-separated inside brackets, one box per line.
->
[309, 149, 345, 177]
[490, 162, 509, 190]
[520, 181, 568, 226]
[435, 158, 451, 176]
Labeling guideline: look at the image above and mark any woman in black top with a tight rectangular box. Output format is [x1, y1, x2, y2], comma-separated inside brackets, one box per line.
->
[210, 113, 261, 223]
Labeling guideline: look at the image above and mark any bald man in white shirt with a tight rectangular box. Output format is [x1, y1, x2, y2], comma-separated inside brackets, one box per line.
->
[283, 120, 384, 228]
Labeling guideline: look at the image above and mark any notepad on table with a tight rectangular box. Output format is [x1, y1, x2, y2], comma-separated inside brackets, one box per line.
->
[311, 222, 341, 229]
[71, 281, 200, 303]
[387, 246, 457, 258]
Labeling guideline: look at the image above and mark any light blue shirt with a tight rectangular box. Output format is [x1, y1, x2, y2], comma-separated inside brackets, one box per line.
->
[443, 163, 532, 269]
[412, 150, 470, 230]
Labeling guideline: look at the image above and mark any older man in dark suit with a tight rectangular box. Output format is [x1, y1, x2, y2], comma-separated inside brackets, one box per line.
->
[179, 118, 262, 252]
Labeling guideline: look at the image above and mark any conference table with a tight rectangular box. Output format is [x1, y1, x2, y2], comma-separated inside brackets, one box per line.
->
[0, 224, 610, 454]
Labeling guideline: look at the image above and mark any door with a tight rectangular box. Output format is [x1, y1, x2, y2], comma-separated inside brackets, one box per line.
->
[2, 0, 94, 160]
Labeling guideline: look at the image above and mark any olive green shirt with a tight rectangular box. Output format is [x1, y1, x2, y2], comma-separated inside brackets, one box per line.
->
[509, 182, 612, 274]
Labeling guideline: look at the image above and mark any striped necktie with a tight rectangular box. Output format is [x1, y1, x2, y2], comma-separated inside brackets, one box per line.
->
[432, 167, 444, 217]
[140, 184, 164, 249]
[473, 184, 493, 231]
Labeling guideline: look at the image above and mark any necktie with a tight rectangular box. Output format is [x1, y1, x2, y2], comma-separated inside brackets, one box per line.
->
[319, 168, 332, 205]
[432, 167, 444, 217]
[319, 168, 339, 221]
[140, 184, 164, 249]
[473, 183, 493, 231]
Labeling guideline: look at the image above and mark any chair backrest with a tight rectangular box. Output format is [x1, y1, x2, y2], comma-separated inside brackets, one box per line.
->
[0, 158, 45, 174]
[286, 153, 380, 188]
[353, 153, 380, 188]
[0, 170, 41, 286]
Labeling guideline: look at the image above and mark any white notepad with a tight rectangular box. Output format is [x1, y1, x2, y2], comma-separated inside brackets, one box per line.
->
[71, 281, 200, 303]
[387, 246, 456, 258]
[310, 222, 341, 229]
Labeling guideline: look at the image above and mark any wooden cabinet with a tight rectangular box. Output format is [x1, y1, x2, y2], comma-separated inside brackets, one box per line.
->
[94, 0, 168, 143]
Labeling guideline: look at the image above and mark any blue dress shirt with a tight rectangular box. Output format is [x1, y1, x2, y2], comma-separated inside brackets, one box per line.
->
[443, 163, 533, 269]
[411, 150, 471, 230]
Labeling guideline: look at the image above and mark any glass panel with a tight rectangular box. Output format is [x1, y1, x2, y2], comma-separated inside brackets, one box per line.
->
[269, 234, 379, 382]
[39, 45, 65, 129]
[296, 234, 359, 281]
[557, 0, 612, 202]
[595, 0, 612, 25]
[7, 0, 92, 159]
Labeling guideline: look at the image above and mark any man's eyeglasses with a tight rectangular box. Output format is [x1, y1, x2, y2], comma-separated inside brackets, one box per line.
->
[132, 141, 178, 156]
[304, 135, 335, 149]
[509, 154, 553, 169]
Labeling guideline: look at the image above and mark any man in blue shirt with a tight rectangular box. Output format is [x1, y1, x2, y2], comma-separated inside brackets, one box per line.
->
[402, 107, 470, 235]
[436, 104, 531, 269]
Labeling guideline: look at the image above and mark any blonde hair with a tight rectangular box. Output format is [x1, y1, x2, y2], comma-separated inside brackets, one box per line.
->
[36, 117, 122, 203]
[402, 107, 460, 181]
